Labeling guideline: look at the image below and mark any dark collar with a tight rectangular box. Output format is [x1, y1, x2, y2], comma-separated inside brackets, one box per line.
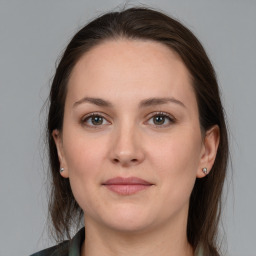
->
[67, 227, 85, 256]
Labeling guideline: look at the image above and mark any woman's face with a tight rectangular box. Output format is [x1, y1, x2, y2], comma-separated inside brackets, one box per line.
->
[54, 39, 217, 234]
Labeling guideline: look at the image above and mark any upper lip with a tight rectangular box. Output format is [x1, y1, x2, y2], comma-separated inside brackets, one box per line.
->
[102, 176, 152, 185]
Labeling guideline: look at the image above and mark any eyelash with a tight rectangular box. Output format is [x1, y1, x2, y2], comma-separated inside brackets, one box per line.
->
[81, 111, 175, 129]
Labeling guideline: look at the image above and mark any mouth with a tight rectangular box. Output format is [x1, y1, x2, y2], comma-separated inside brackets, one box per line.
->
[102, 176, 153, 195]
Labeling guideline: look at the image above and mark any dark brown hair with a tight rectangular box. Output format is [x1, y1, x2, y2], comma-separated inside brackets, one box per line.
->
[47, 7, 228, 255]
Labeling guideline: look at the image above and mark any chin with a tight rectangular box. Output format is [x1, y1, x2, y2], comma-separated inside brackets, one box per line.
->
[107, 220, 154, 234]
[99, 206, 157, 234]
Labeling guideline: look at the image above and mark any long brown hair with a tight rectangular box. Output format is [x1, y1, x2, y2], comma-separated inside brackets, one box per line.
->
[47, 7, 228, 255]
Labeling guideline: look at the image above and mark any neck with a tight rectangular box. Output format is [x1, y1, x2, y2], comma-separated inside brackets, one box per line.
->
[81, 215, 193, 256]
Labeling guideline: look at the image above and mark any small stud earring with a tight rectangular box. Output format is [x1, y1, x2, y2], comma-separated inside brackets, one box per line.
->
[60, 167, 64, 173]
[202, 167, 208, 175]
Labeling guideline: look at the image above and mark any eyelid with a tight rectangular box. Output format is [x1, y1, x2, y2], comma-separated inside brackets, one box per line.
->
[146, 111, 175, 120]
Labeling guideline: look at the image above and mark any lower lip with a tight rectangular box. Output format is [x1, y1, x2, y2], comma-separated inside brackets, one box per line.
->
[104, 184, 152, 195]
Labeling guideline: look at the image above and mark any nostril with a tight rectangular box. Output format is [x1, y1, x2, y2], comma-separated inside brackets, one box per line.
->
[112, 158, 138, 164]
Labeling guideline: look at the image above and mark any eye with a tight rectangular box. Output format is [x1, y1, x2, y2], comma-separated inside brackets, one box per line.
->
[82, 113, 110, 128]
[147, 112, 175, 127]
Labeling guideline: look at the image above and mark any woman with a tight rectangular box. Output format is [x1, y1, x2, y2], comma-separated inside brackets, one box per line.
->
[31, 6, 228, 256]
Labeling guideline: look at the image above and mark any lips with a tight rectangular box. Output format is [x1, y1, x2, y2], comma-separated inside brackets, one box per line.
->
[102, 177, 153, 195]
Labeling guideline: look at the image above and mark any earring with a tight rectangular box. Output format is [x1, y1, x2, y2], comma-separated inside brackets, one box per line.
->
[202, 167, 208, 175]
[60, 167, 64, 173]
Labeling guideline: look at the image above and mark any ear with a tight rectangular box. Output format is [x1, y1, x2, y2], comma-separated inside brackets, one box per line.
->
[197, 125, 220, 178]
[52, 129, 69, 178]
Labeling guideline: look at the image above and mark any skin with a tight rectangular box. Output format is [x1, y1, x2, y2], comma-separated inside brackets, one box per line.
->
[53, 39, 219, 256]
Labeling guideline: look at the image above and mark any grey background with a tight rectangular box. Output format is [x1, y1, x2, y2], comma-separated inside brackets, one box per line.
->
[0, 0, 255, 255]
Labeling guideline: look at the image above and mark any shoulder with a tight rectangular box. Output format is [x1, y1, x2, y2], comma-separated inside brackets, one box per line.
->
[29, 227, 85, 256]
[194, 245, 204, 256]
[29, 241, 69, 256]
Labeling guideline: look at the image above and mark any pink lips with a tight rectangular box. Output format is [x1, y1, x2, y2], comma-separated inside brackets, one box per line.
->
[102, 177, 153, 195]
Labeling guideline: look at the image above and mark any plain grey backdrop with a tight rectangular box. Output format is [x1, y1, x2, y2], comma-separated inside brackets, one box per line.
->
[0, 0, 255, 255]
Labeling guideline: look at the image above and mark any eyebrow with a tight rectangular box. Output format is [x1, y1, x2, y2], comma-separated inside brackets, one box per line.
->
[73, 97, 186, 109]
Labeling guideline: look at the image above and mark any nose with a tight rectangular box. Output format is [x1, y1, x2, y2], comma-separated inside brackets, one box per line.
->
[109, 124, 145, 167]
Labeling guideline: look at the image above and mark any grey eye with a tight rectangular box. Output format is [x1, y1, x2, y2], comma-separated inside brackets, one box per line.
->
[153, 115, 166, 125]
[91, 116, 104, 125]
[82, 114, 109, 127]
[147, 113, 175, 127]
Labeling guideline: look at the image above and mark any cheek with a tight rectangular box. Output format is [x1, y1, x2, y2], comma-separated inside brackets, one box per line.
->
[151, 129, 202, 171]
[149, 128, 202, 199]
[63, 125, 107, 173]
[62, 130, 108, 204]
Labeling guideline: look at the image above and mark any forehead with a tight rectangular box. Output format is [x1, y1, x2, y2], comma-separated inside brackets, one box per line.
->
[67, 39, 196, 107]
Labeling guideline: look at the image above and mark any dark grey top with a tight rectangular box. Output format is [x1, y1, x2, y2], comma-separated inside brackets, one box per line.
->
[30, 227, 203, 256]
